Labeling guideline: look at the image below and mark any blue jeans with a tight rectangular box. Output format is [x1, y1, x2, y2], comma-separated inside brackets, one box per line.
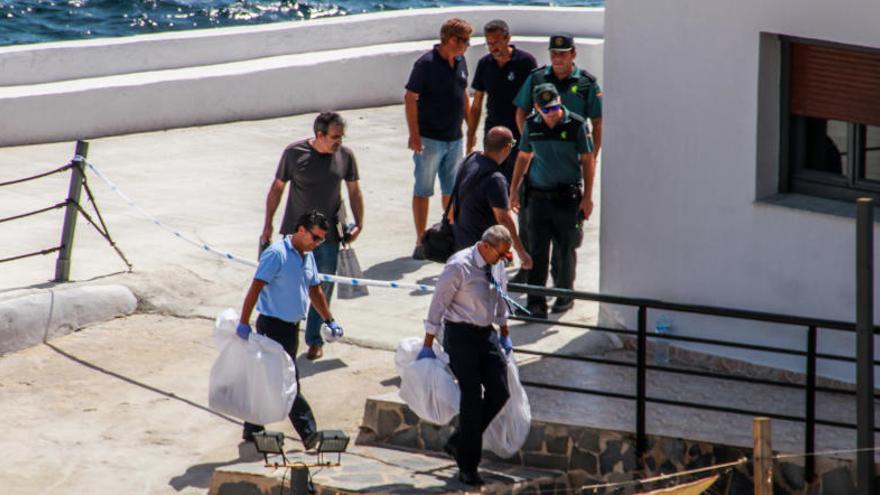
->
[305, 240, 340, 346]
[413, 137, 463, 197]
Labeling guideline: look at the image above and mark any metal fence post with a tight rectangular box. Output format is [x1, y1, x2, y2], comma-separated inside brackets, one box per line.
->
[637, 305, 647, 457]
[54, 140, 88, 282]
[805, 325, 817, 484]
[855, 197, 875, 495]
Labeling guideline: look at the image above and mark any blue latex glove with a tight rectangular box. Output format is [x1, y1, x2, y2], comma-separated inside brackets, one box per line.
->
[499, 335, 513, 354]
[236, 322, 252, 340]
[416, 346, 436, 360]
[321, 319, 344, 342]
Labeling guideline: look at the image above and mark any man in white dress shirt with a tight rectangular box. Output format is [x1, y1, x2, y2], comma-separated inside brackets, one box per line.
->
[417, 225, 514, 486]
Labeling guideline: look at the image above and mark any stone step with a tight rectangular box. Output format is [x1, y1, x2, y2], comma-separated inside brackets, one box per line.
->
[208, 443, 570, 494]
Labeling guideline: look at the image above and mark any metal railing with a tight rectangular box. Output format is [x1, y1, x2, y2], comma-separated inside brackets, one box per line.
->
[506, 282, 879, 484]
[0, 140, 130, 281]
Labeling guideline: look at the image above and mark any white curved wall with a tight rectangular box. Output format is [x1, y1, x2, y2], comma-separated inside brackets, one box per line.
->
[601, 0, 880, 382]
[0, 6, 603, 86]
[0, 7, 603, 147]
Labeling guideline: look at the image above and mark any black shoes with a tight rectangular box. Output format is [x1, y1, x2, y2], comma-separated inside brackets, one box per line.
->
[458, 471, 484, 486]
[304, 431, 320, 451]
[443, 439, 458, 459]
[551, 298, 574, 313]
[523, 303, 548, 319]
[241, 427, 264, 443]
[412, 245, 426, 260]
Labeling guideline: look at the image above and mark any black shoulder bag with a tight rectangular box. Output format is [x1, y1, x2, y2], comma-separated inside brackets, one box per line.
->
[421, 153, 496, 263]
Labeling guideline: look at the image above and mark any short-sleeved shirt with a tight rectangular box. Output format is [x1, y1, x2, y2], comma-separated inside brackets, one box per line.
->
[451, 153, 509, 250]
[514, 65, 602, 124]
[471, 46, 537, 139]
[255, 237, 321, 323]
[405, 45, 469, 141]
[275, 139, 358, 241]
[519, 108, 593, 189]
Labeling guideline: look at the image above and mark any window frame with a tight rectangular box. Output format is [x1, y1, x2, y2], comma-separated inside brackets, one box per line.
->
[780, 36, 880, 202]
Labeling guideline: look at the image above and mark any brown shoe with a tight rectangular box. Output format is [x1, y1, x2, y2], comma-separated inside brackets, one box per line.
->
[306, 344, 323, 361]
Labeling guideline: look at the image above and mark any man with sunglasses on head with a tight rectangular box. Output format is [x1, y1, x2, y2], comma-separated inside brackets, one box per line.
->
[237, 210, 343, 450]
[260, 111, 363, 361]
[511, 33, 602, 287]
[404, 18, 473, 261]
[416, 224, 515, 487]
[509, 84, 595, 319]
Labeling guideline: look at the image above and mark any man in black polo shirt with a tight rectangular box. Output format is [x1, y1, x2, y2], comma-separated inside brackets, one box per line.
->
[452, 126, 531, 270]
[404, 18, 472, 260]
[509, 84, 594, 318]
[466, 19, 537, 183]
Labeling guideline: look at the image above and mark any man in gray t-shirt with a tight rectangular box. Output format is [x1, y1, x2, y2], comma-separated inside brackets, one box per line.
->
[260, 112, 364, 360]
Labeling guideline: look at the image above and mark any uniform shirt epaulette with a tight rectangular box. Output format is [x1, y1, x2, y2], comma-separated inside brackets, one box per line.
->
[568, 111, 586, 124]
[578, 69, 597, 83]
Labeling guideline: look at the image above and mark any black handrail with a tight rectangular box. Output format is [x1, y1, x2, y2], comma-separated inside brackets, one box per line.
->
[506, 282, 878, 483]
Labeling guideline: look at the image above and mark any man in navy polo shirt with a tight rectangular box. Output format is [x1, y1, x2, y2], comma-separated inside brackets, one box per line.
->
[509, 84, 595, 318]
[236, 210, 344, 449]
[466, 19, 537, 183]
[404, 18, 473, 260]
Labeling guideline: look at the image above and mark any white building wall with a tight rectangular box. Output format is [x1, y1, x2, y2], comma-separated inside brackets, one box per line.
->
[601, 0, 880, 382]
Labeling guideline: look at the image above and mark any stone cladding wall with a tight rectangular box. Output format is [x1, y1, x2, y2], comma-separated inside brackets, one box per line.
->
[358, 395, 875, 494]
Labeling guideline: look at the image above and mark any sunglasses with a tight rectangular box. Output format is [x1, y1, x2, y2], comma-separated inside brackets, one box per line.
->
[307, 229, 325, 244]
[508, 138, 517, 147]
[457, 36, 471, 46]
[540, 104, 561, 114]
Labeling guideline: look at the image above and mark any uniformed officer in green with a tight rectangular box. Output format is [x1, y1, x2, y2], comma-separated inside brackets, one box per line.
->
[510, 33, 602, 286]
[513, 33, 603, 152]
[509, 84, 595, 318]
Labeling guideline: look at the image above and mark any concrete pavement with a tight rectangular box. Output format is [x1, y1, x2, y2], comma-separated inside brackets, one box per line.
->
[0, 103, 609, 355]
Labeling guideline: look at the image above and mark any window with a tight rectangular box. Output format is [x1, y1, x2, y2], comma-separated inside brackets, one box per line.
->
[781, 37, 880, 201]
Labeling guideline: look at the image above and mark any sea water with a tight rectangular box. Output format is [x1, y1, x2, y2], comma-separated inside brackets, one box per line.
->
[0, 0, 604, 47]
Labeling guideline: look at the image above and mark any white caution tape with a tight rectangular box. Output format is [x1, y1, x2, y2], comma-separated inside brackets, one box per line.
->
[85, 160, 436, 293]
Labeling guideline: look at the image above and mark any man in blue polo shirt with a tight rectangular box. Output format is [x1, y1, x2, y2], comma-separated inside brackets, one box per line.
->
[405, 18, 473, 260]
[509, 84, 595, 318]
[236, 210, 344, 449]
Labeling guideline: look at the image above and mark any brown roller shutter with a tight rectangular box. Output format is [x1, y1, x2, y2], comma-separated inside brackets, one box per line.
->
[790, 42, 880, 127]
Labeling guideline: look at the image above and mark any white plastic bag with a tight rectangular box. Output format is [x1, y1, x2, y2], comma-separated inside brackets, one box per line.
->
[483, 351, 532, 458]
[396, 336, 459, 425]
[208, 309, 297, 425]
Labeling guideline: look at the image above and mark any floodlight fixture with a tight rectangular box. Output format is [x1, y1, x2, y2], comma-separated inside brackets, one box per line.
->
[252, 430, 287, 465]
[315, 430, 350, 466]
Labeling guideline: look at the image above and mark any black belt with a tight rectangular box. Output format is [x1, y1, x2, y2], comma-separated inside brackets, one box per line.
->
[445, 321, 493, 334]
[527, 185, 581, 201]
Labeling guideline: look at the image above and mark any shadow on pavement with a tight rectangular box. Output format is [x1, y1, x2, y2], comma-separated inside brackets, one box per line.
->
[297, 357, 348, 379]
[44, 341, 240, 425]
[362, 255, 428, 282]
[168, 442, 263, 491]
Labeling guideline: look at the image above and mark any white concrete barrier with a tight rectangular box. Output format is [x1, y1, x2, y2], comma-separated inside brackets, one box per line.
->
[0, 15, 603, 147]
[0, 284, 137, 355]
[0, 7, 604, 86]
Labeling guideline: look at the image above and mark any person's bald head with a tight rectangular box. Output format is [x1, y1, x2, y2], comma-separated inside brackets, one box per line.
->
[483, 126, 514, 154]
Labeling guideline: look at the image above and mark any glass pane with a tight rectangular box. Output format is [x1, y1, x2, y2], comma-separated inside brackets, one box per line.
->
[804, 118, 846, 175]
[864, 126, 880, 181]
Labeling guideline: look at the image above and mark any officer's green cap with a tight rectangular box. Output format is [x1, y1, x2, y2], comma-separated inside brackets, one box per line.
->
[533, 83, 560, 106]
[549, 33, 574, 51]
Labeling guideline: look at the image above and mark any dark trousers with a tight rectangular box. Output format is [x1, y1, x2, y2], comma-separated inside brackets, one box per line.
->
[526, 196, 580, 309]
[444, 321, 510, 474]
[243, 315, 317, 444]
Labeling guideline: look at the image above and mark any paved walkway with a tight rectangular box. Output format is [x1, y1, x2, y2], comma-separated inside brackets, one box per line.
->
[0, 104, 605, 354]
